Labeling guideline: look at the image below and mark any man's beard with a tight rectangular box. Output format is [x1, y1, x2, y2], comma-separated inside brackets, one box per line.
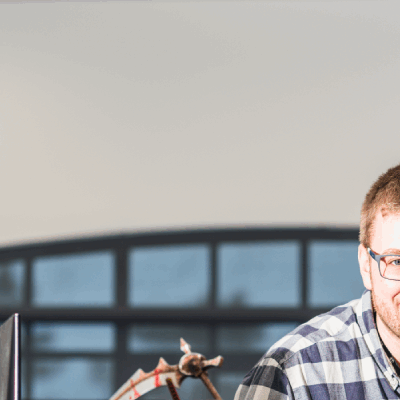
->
[372, 287, 400, 338]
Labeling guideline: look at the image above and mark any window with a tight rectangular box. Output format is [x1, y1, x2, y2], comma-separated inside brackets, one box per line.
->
[128, 245, 210, 307]
[216, 323, 299, 353]
[0, 260, 25, 306]
[308, 241, 364, 307]
[32, 359, 113, 399]
[128, 324, 210, 353]
[0, 228, 358, 400]
[32, 252, 115, 307]
[31, 323, 115, 399]
[217, 242, 301, 307]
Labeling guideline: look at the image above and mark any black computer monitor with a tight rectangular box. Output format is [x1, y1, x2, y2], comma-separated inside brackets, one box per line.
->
[0, 314, 21, 400]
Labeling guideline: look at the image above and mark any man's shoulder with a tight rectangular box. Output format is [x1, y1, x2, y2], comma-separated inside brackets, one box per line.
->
[260, 297, 361, 368]
[234, 295, 369, 400]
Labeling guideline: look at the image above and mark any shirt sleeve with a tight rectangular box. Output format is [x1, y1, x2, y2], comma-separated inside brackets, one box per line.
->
[234, 359, 294, 400]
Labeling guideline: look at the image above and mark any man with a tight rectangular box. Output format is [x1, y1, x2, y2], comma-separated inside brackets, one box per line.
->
[234, 164, 400, 400]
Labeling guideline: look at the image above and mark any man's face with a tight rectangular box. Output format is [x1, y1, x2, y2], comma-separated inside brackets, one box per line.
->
[361, 211, 400, 337]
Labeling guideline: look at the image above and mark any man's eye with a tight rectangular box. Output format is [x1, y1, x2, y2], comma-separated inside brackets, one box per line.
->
[388, 258, 400, 266]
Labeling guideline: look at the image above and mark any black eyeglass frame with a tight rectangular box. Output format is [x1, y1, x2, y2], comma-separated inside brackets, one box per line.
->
[368, 247, 400, 282]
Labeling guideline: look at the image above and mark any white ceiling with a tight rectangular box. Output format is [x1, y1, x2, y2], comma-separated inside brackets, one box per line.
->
[1, 1, 399, 245]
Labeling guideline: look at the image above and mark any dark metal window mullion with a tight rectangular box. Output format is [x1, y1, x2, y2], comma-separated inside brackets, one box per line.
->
[210, 243, 217, 308]
[25, 257, 33, 399]
[210, 243, 218, 388]
[25, 256, 33, 307]
[300, 239, 308, 309]
[115, 247, 129, 392]
[115, 323, 128, 391]
[116, 247, 128, 308]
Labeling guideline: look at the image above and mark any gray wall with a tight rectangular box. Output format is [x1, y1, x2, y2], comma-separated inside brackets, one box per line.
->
[1, 1, 400, 245]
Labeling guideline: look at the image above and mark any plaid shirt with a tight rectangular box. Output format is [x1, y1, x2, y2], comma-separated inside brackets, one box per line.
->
[234, 290, 400, 400]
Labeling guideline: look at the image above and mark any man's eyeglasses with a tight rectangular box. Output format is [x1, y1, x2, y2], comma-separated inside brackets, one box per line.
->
[368, 248, 400, 281]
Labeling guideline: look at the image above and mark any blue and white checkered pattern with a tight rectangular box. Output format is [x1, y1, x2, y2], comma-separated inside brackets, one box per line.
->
[234, 290, 400, 399]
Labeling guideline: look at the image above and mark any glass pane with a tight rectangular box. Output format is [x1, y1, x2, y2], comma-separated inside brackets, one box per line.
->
[32, 358, 113, 399]
[216, 372, 247, 400]
[177, 376, 212, 400]
[216, 323, 298, 353]
[128, 324, 210, 354]
[217, 241, 300, 307]
[140, 377, 210, 400]
[32, 323, 115, 352]
[129, 245, 210, 307]
[19, 322, 26, 352]
[21, 359, 27, 400]
[309, 241, 364, 307]
[0, 260, 25, 306]
[32, 252, 115, 307]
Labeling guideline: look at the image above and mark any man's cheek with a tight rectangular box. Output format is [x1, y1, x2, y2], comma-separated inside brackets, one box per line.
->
[378, 276, 400, 290]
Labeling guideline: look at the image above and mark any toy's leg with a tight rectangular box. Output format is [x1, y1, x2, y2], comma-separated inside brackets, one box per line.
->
[166, 378, 181, 400]
[199, 372, 222, 400]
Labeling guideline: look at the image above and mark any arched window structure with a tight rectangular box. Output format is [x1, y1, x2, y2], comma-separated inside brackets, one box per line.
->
[0, 228, 362, 400]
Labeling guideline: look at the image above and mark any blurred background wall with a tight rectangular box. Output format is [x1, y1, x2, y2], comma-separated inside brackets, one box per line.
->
[1, 1, 400, 400]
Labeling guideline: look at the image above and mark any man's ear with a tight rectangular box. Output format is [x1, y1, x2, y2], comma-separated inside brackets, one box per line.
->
[359, 244, 372, 290]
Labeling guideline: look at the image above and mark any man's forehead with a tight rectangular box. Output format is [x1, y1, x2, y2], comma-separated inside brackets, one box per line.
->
[375, 207, 400, 222]
[370, 209, 400, 250]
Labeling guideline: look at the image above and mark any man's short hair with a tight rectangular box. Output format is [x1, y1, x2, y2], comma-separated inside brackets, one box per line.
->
[360, 164, 400, 248]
